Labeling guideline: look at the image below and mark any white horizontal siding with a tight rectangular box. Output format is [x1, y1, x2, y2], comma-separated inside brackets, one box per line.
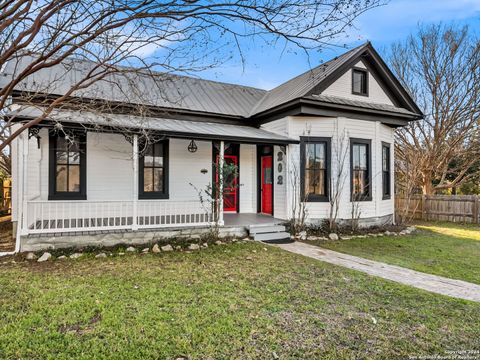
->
[285, 116, 394, 222]
[321, 60, 394, 106]
[19, 133, 262, 217]
[239, 144, 256, 213]
[273, 145, 287, 219]
[87, 133, 133, 201]
[378, 124, 395, 217]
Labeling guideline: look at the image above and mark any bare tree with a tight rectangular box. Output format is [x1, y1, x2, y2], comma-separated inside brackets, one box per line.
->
[390, 24, 480, 195]
[328, 127, 348, 232]
[288, 160, 309, 237]
[0, 0, 385, 175]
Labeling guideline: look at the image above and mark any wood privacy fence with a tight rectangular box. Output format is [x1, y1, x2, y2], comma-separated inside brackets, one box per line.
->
[395, 195, 480, 223]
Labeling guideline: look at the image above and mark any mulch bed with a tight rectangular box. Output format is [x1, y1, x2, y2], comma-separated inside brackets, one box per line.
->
[0, 216, 14, 252]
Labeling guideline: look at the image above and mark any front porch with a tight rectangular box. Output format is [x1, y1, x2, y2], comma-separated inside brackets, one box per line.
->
[224, 213, 284, 227]
[10, 108, 297, 251]
[24, 200, 282, 236]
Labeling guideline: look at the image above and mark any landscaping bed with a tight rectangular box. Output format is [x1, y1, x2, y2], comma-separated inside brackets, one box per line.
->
[0, 240, 479, 358]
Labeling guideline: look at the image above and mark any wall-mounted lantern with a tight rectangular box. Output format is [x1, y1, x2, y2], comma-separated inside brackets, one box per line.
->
[188, 139, 198, 153]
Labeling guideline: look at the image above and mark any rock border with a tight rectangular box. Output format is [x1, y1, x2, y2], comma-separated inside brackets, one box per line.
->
[25, 237, 242, 263]
[299, 226, 417, 242]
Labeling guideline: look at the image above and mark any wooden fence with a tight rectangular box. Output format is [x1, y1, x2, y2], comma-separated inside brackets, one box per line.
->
[395, 195, 480, 223]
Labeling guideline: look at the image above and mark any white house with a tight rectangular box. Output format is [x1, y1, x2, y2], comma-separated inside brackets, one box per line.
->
[4, 42, 423, 252]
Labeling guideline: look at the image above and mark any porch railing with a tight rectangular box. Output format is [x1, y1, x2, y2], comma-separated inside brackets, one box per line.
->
[25, 200, 213, 234]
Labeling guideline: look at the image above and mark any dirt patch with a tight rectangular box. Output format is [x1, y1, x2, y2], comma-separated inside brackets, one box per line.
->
[0, 218, 14, 252]
[58, 311, 102, 335]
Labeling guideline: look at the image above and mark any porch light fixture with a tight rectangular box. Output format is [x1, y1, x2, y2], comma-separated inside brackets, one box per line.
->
[188, 139, 198, 153]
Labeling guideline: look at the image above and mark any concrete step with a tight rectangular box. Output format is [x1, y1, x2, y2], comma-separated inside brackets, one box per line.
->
[249, 225, 286, 234]
[253, 232, 291, 242]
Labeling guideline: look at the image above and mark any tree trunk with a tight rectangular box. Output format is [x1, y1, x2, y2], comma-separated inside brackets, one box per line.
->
[422, 173, 434, 195]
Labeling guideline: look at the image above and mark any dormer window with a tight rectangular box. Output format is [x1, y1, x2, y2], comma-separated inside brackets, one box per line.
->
[352, 68, 368, 96]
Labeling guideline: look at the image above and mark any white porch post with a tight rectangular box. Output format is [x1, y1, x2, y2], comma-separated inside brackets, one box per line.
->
[21, 133, 29, 237]
[132, 135, 139, 230]
[218, 140, 225, 226]
[14, 133, 26, 252]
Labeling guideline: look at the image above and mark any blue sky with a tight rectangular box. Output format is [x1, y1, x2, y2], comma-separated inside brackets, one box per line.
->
[199, 0, 480, 90]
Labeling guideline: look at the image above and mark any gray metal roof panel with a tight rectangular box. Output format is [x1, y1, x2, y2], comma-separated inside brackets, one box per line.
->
[306, 94, 418, 116]
[9, 106, 297, 144]
[1, 56, 266, 117]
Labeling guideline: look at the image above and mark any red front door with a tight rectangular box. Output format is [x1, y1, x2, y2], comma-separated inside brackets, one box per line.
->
[261, 156, 273, 215]
[216, 155, 238, 212]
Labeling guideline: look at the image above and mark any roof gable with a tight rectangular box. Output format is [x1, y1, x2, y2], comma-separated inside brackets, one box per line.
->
[250, 42, 422, 118]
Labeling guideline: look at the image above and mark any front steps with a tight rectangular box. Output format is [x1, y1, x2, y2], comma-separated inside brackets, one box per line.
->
[248, 224, 293, 244]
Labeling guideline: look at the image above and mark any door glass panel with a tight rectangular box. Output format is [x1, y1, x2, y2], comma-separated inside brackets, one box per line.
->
[264, 167, 272, 184]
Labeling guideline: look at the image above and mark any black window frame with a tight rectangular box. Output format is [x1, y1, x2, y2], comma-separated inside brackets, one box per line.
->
[382, 142, 391, 200]
[139, 139, 169, 200]
[300, 136, 331, 203]
[48, 131, 87, 201]
[350, 138, 372, 202]
[352, 68, 369, 96]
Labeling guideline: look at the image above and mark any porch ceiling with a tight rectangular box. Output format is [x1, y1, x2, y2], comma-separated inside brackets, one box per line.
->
[9, 106, 298, 145]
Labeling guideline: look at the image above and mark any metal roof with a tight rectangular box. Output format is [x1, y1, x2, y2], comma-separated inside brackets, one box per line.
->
[1, 56, 266, 118]
[306, 94, 419, 117]
[9, 107, 298, 144]
[1, 42, 422, 120]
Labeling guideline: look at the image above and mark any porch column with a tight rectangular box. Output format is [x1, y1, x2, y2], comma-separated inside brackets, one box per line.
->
[21, 133, 29, 237]
[132, 134, 139, 230]
[218, 140, 225, 226]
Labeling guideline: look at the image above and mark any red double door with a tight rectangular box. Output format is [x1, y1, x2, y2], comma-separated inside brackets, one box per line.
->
[215, 153, 273, 215]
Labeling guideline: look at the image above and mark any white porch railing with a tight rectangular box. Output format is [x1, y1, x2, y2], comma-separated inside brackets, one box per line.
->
[26, 200, 213, 234]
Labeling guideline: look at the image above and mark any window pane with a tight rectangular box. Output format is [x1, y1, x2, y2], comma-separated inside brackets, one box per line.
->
[143, 168, 154, 192]
[56, 165, 68, 192]
[68, 140, 79, 154]
[353, 70, 366, 94]
[68, 151, 80, 165]
[154, 155, 163, 167]
[56, 137, 68, 151]
[154, 143, 164, 167]
[153, 168, 164, 192]
[305, 169, 320, 195]
[353, 170, 368, 196]
[56, 151, 68, 165]
[315, 143, 326, 169]
[383, 147, 389, 171]
[306, 144, 316, 169]
[383, 172, 389, 196]
[353, 144, 367, 170]
[68, 165, 80, 192]
[317, 170, 325, 195]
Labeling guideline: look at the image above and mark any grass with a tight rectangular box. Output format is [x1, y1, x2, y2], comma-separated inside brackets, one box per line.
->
[0, 242, 479, 359]
[308, 221, 480, 285]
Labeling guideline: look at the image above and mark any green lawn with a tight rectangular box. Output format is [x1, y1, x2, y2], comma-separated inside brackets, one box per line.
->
[0, 242, 479, 359]
[310, 221, 480, 285]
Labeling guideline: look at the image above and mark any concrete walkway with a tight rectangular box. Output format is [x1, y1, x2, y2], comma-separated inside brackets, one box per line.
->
[276, 242, 480, 302]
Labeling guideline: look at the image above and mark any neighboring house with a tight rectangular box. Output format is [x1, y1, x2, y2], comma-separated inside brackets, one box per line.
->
[3, 42, 422, 252]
